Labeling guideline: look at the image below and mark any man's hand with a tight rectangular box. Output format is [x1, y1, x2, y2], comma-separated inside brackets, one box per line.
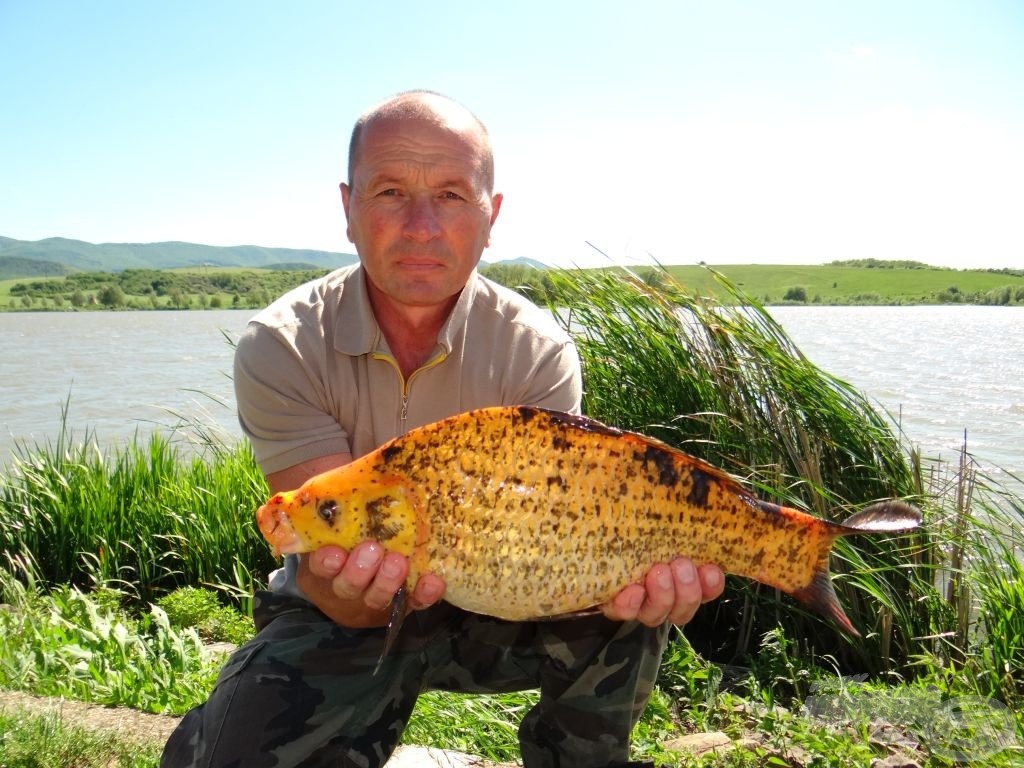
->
[601, 559, 724, 627]
[298, 542, 447, 627]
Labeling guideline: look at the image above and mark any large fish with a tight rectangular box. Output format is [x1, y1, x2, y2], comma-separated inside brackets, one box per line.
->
[257, 406, 921, 637]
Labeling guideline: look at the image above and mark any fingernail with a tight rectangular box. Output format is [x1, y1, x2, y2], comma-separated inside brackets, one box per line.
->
[354, 544, 381, 569]
[419, 580, 440, 599]
[628, 590, 644, 609]
[705, 566, 723, 589]
[322, 553, 344, 573]
[674, 560, 697, 584]
[380, 557, 402, 579]
[656, 568, 673, 589]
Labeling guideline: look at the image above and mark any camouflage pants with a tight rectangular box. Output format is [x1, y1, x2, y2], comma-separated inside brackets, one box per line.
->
[161, 590, 669, 768]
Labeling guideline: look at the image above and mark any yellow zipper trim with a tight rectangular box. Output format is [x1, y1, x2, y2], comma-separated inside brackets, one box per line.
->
[371, 350, 448, 432]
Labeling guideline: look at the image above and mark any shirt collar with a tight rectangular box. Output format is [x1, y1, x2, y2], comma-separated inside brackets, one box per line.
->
[332, 265, 480, 357]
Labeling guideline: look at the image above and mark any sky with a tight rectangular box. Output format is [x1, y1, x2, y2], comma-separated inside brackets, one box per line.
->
[1, 0, 1022, 270]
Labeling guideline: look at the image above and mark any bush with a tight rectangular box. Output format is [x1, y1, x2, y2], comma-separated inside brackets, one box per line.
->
[157, 587, 254, 645]
[782, 285, 808, 302]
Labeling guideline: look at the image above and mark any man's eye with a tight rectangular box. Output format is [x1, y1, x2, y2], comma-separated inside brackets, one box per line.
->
[441, 191, 465, 201]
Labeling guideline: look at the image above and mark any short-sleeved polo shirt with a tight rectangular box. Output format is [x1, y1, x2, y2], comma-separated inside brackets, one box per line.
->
[234, 264, 583, 476]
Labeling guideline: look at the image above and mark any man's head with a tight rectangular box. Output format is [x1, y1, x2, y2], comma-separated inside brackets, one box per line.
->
[340, 91, 503, 312]
[347, 90, 495, 194]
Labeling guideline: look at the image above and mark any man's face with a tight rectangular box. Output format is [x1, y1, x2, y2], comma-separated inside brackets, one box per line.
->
[341, 114, 502, 310]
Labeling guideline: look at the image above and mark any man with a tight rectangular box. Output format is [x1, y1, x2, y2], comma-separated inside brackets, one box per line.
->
[162, 90, 724, 768]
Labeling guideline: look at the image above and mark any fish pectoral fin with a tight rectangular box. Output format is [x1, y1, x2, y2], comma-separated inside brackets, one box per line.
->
[373, 586, 408, 676]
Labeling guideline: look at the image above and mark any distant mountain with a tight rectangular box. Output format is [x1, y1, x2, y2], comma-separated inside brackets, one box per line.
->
[482, 256, 550, 270]
[0, 236, 358, 275]
[0, 256, 77, 279]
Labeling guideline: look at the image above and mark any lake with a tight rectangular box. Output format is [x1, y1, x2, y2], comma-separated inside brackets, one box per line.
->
[2, 306, 1022, 487]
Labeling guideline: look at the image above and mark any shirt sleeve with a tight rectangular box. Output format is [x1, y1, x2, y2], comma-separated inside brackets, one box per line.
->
[233, 321, 351, 475]
[507, 334, 584, 416]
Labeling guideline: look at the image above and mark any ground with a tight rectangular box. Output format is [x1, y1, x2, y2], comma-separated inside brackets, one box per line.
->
[0, 690, 514, 766]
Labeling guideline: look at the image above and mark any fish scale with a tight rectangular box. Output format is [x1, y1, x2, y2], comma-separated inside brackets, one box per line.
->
[257, 405, 922, 636]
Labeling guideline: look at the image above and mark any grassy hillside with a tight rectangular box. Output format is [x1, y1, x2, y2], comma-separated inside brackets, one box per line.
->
[0, 256, 76, 279]
[0, 236, 356, 273]
[656, 261, 1024, 305]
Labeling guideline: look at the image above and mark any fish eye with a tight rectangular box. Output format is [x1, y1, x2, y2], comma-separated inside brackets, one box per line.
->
[317, 500, 338, 525]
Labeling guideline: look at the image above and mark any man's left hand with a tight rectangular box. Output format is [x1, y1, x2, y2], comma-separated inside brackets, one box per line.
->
[602, 558, 724, 626]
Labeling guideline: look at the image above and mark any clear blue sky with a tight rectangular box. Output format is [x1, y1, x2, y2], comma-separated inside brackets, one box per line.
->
[2, 0, 1022, 269]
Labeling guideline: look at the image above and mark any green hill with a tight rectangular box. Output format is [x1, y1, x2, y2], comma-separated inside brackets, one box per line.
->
[656, 261, 1024, 305]
[0, 256, 76, 279]
[0, 236, 357, 275]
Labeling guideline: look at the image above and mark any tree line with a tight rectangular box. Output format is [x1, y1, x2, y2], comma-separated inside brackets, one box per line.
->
[7, 261, 1024, 311]
[8, 267, 326, 310]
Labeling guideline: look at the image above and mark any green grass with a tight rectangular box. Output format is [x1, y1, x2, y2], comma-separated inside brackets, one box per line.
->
[0, 708, 162, 768]
[0, 416, 274, 611]
[657, 261, 1024, 305]
[0, 572, 225, 716]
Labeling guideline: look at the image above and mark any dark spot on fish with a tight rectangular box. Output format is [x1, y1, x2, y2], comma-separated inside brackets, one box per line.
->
[367, 496, 403, 542]
[684, 467, 714, 508]
[536, 408, 625, 438]
[551, 433, 572, 452]
[318, 500, 338, 526]
[381, 443, 402, 463]
[749, 548, 765, 568]
[547, 475, 567, 490]
[644, 445, 680, 488]
[787, 542, 803, 563]
[516, 406, 539, 423]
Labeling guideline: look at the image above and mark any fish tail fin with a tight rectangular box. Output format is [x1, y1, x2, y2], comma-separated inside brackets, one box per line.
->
[792, 500, 921, 638]
[837, 500, 922, 534]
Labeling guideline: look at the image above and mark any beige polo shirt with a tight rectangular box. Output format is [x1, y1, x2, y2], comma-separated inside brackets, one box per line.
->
[234, 264, 583, 476]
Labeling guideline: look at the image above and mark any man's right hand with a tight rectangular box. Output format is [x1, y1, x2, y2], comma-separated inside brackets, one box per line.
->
[298, 543, 447, 627]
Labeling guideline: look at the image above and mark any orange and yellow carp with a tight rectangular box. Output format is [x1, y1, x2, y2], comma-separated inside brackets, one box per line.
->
[257, 406, 921, 636]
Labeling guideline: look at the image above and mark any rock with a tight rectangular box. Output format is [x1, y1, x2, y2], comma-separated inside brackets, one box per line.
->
[662, 731, 733, 756]
[385, 745, 508, 766]
[870, 754, 922, 768]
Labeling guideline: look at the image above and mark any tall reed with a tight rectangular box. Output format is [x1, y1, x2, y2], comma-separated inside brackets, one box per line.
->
[539, 267, 936, 673]
[0, 417, 273, 610]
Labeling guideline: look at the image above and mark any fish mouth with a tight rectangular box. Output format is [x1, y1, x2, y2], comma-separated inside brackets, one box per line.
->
[256, 501, 303, 556]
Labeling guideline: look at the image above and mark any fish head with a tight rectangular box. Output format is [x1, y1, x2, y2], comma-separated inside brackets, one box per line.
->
[255, 487, 367, 556]
[255, 472, 426, 560]
[256, 490, 314, 556]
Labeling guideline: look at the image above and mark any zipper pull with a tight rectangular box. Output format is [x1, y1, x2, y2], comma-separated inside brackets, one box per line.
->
[400, 393, 409, 426]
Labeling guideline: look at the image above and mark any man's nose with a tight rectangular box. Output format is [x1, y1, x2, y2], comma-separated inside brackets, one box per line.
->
[403, 195, 442, 241]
